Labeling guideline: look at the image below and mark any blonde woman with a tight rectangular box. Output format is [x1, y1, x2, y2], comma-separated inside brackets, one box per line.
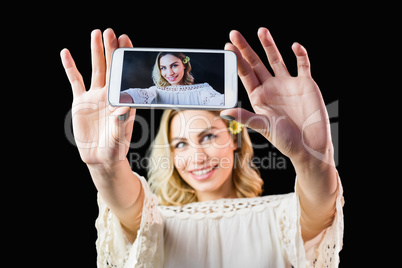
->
[61, 28, 344, 267]
[120, 52, 224, 106]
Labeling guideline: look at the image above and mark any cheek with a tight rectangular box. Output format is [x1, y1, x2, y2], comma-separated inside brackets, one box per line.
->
[173, 151, 189, 172]
[205, 146, 235, 168]
[176, 66, 185, 76]
[212, 133, 237, 152]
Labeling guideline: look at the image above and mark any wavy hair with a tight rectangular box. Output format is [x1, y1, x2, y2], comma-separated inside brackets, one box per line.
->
[152, 52, 194, 87]
[147, 110, 263, 206]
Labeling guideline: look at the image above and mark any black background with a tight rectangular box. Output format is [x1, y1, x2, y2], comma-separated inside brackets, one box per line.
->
[18, 4, 377, 267]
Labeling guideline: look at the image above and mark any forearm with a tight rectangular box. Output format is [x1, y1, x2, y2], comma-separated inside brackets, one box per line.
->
[292, 155, 339, 241]
[88, 158, 144, 243]
[120, 92, 134, 103]
[88, 159, 143, 210]
[293, 157, 338, 200]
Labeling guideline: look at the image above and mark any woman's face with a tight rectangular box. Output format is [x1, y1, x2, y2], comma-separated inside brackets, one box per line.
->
[159, 54, 185, 85]
[169, 110, 238, 201]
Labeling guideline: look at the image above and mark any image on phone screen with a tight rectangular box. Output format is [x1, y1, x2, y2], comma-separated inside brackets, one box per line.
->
[119, 51, 225, 106]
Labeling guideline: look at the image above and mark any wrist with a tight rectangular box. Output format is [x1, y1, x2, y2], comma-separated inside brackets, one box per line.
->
[87, 159, 130, 181]
[290, 148, 336, 178]
[291, 151, 338, 197]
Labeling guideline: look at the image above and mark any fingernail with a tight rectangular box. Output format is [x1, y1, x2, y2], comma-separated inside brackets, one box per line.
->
[118, 111, 129, 121]
[91, 29, 100, 37]
[220, 115, 235, 121]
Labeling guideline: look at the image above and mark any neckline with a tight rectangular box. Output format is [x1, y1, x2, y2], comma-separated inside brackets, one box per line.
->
[156, 83, 209, 92]
[157, 194, 292, 220]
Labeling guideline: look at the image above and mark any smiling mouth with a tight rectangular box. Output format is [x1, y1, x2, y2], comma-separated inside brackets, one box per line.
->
[166, 76, 178, 82]
[189, 165, 218, 176]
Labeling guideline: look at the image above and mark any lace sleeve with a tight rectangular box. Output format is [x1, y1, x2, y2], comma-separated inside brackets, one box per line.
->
[278, 173, 344, 267]
[199, 84, 224, 106]
[121, 87, 157, 104]
[95, 172, 163, 268]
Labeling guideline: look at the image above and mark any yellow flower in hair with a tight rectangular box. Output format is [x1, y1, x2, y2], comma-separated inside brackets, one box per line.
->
[182, 56, 190, 64]
[229, 120, 244, 135]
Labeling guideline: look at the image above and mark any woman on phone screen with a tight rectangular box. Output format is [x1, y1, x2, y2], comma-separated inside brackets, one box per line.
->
[61, 28, 344, 267]
[120, 52, 224, 106]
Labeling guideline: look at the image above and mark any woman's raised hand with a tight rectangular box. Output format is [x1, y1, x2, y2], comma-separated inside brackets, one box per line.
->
[223, 28, 334, 167]
[61, 29, 136, 166]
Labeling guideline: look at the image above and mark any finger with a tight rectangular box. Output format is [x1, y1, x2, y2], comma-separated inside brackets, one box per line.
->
[103, 28, 118, 84]
[90, 29, 106, 89]
[257, 27, 289, 77]
[220, 108, 271, 137]
[111, 106, 134, 121]
[60, 48, 86, 98]
[225, 42, 260, 95]
[118, 34, 133, 48]
[109, 106, 136, 160]
[112, 107, 136, 142]
[292, 42, 311, 77]
[229, 30, 272, 85]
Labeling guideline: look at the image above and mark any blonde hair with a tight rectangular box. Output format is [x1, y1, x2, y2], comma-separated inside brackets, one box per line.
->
[152, 52, 194, 87]
[147, 109, 263, 206]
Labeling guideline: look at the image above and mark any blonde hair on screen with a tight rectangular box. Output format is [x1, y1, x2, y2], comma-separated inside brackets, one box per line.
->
[147, 109, 263, 206]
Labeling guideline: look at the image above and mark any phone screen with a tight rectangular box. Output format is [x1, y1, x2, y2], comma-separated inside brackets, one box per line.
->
[109, 48, 237, 109]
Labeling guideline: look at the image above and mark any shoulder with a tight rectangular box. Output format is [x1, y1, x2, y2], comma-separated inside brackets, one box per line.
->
[122, 87, 157, 104]
[197, 83, 216, 91]
[197, 83, 222, 96]
[158, 194, 294, 220]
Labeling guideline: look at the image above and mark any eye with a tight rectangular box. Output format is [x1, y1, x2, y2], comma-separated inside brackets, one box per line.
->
[174, 141, 187, 149]
[201, 134, 216, 143]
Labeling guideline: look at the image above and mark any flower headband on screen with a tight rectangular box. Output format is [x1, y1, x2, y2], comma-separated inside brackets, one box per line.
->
[182, 56, 190, 64]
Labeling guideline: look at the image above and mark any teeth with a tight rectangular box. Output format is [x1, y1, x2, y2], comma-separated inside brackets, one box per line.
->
[192, 167, 214, 176]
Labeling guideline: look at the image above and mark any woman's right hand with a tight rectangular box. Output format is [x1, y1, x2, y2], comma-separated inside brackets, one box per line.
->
[61, 29, 135, 166]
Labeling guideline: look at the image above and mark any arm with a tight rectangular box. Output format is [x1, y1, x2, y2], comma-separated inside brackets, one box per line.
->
[222, 28, 339, 242]
[120, 92, 134, 103]
[61, 29, 143, 243]
[294, 158, 338, 241]
[88, 161, 144, 243]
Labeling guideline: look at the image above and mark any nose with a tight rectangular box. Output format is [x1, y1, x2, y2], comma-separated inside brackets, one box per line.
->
[192, 146, 209, 164]
[168, 67, 175, 75]
[194, 152, 208, 163]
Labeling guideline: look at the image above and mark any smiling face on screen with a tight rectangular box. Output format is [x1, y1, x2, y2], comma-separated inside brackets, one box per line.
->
[159, 54, 186, 85]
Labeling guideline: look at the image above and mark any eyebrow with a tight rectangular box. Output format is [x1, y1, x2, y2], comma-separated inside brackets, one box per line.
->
[160, 61, 180, 68]
[171, 126, 217, 143]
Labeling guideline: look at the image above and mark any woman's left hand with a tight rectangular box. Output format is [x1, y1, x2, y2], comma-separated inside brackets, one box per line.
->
[223, 27, 340, 242]
[223, 28, 334, 168]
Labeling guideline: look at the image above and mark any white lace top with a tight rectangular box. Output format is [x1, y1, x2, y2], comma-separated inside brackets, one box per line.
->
[121, 83, 224, 106]
[96, 173, 344, 268]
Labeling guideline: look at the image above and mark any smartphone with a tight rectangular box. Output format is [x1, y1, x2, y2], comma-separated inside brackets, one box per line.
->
[108, 48, 237, 109]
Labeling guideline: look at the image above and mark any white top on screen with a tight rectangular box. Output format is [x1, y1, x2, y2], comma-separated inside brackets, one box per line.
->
[121, 83, 224, 106]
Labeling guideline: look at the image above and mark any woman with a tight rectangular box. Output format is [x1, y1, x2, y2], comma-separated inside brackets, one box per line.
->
[61, 28, 343, 267]
[120, 52, 224, 106]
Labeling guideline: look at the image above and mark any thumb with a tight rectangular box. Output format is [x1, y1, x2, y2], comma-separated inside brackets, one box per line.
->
[111, 106, 135, 122]
[110, 106, 136, 143]
[220, 108, 270, 137]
